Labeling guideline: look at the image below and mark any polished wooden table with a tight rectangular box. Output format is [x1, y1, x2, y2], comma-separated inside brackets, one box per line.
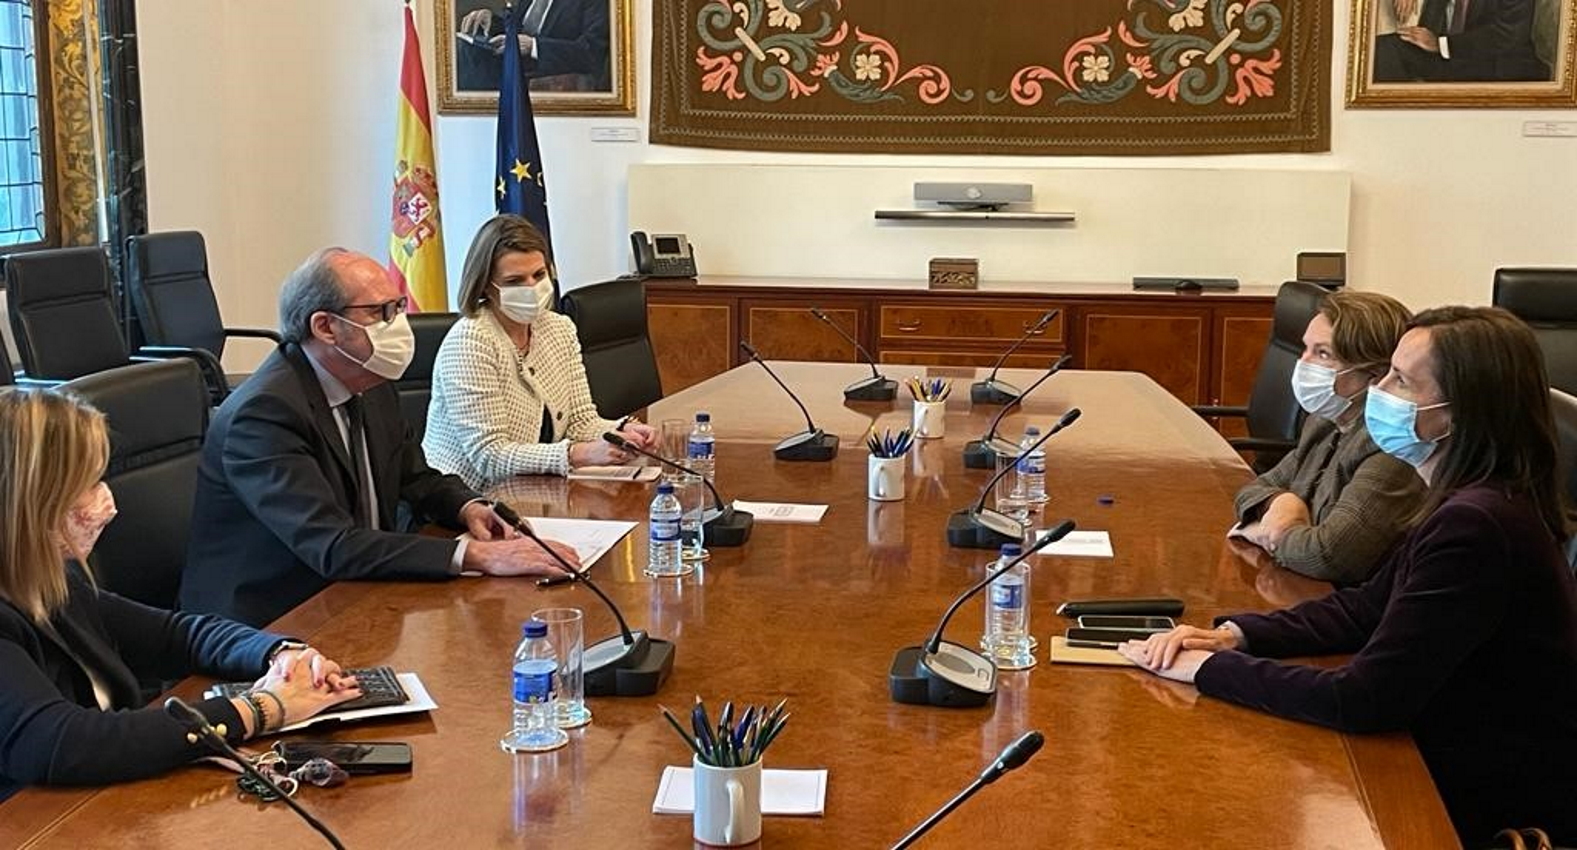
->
[0, 364, 1459, 849]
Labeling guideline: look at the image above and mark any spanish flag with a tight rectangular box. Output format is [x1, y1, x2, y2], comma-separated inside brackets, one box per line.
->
[388, 3, 447, 311]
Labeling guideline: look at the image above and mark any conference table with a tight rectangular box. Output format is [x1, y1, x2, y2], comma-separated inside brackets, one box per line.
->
[0, 363, 1460, 849]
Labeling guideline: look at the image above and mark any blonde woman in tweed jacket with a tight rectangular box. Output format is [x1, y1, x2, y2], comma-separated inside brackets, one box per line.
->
[424, 216, 657, 489]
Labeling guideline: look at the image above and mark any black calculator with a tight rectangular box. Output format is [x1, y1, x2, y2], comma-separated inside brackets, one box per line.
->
[207, 665, 408, 713]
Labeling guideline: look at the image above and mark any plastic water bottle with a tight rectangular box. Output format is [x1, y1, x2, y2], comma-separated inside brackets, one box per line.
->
[1018, 426, 1047, 508]
[687, 412, 716, 481]
[646, 481, 688, 577]
[500, 621, 568, 753]
[983, 543, 1034, 669]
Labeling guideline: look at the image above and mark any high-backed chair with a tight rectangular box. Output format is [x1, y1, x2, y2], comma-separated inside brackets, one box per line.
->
[63, 359, 209, 609]
[125, 231, 281, 393]
[4, 245, 225, 392]
[1194, 280, 1327, 473]
[397, 312, 459, 443]
[1550, 388, 1577, 573]
[558, 277, 663, 420]
[0, 332, 12, 386]
[1493, 268, 1577, 395]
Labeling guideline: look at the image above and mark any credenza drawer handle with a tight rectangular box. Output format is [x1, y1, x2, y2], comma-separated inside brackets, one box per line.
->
[895, 320, 922, 333]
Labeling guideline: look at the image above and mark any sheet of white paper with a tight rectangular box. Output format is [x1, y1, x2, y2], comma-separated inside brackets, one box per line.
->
[732, 501, 828, 524]
[277, 672, 437, 733]
[567, 465, 661, 483]
[459, 517, 637, 576]
[1035, 529, 1114, 558]
[652, 766, 828, 817]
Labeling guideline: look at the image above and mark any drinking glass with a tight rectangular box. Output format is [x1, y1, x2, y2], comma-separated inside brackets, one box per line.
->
[529, 607, 591, 728]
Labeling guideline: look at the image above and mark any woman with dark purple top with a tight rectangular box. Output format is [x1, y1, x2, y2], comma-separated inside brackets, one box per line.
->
[1120, 306, 1577, 847]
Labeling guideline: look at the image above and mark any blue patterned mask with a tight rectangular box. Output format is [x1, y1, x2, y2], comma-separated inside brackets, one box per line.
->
[1365, 386, 1450, 468]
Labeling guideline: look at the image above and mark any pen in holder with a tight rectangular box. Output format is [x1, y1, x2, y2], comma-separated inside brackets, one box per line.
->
[908, 378, 951, 440]
[866, 428, 912, 501]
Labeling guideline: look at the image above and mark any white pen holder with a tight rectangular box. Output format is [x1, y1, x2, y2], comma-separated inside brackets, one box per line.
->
[693, 757, 762, 847]
[912, 400, 946, 439]
[867, 455, 906, 501]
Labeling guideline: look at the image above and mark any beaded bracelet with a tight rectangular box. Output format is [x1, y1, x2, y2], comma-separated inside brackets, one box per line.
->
[256, 688, 288, 733]
[239, 692, 267, 737]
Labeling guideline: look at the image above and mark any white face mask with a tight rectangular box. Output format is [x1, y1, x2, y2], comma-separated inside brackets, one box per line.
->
[59, 481, 117, 562]
[1291, 360, 1361, 421]
[493, 280, 553, 325]
[332, 312, 415, 380]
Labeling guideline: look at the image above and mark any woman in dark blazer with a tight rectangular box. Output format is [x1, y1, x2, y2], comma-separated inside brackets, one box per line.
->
[1121, 306, 1577, 847]
[0, 389, 361, 801]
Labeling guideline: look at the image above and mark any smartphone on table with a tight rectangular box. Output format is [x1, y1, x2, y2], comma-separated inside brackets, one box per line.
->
[274, 741, 413, 775]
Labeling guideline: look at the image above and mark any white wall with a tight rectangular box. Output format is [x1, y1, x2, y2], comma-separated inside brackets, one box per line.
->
[138, 0, 1577, 369]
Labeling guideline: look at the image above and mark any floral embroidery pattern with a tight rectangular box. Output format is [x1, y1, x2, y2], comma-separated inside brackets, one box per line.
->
[693, 0, 1288, 111]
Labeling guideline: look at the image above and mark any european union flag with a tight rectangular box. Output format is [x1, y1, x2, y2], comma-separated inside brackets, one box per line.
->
[494, 1, 552, 255]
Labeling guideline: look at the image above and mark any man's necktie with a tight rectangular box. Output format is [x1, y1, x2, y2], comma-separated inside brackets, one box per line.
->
[1449, 0, 1470, 33]
[343, 395, 374, 528]
[522, 0, 551, 36]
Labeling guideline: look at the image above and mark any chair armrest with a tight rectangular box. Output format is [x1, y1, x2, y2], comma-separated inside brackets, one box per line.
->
[1227, 437, 1297, 454]
[223, 327, 284, 344]
[133, 345, 230, 403]
[1193, 405, 1248, 419]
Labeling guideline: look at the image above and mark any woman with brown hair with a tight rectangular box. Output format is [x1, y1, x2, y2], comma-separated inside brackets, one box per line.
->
[1123, 307, 1577, 846]
[1232, 290, 1425, 582]
[424, 214, 656, 488]
[0, 389, 361, 800]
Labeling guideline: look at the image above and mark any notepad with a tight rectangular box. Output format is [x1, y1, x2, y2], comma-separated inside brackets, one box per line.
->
[652, 766, 828, 817]
[732, 501, 828, 524]
[1046, 636, 1138, 668]
[567, 465, 661, 483]
[1035, 529, 1114, 558]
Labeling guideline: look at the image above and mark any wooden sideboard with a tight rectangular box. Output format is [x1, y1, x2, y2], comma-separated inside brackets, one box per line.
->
[645, 276, 1278, 418]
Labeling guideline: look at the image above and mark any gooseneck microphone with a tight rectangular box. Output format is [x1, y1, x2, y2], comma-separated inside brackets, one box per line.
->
[890, 521, 1074, 708]
[603, 432, 752, 546]
[948, 408, 1081, 549]
[810, 307, 898, 401]
[890, 730, 1047, 849]
[492, 502, 675, 696]
[971, 309, 1060, 405]
[164, 697, 347, 849]
[963, 353, 1073, 469]
[739, 340, 840, 461]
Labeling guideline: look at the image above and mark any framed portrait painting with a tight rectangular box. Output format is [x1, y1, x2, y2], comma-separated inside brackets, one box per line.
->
[435, 0, 635, 115]
[1348, 0, 1577, 106]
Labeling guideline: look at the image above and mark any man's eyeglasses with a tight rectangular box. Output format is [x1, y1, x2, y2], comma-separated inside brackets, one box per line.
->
[340, 296, 409, 324]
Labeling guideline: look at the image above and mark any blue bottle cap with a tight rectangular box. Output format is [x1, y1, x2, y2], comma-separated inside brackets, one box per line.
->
[657, 481, 675, 494]
[1024, 427, 1040, 436]
[696, 412, 711, 423]
[1000, 543, 1023, 557]
[523, 621, 548, 638]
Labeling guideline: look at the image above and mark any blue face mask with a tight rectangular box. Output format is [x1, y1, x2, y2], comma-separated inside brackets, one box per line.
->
[1364, 386, 1450, 468]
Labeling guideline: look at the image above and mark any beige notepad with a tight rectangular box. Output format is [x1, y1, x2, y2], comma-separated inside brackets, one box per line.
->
[1047, 636, 1139, 667]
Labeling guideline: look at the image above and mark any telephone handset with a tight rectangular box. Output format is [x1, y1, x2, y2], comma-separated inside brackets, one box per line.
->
[631, 231, 698, 279]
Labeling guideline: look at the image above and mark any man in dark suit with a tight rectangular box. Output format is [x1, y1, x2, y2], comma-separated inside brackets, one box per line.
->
[455, 0, 612, 92]
[1373, 0, 1549, 82]
[179, 248, 578, 627]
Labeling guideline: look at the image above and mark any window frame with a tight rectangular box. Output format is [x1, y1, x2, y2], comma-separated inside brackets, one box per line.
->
[1, 0, 60, 254]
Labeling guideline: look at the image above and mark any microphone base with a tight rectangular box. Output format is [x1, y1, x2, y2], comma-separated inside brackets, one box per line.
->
[703, 508, 753, 547]
[584, 633, 676, 697]
[946, 508, 1025, 550]
[843, 375, 899, 402]
[888, 644, 997, 707]
[774, 429, 840, 462]
[971, 380, 1022, 406]
[962, 437, 1021, 470]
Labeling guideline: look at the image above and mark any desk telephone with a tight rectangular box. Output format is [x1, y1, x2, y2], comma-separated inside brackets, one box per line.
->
[631, 231, 698, 278]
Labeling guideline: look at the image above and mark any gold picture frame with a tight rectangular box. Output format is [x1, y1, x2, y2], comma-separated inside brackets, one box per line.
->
[1348, 0, 1577, 106]
[435, 0, 635, 116]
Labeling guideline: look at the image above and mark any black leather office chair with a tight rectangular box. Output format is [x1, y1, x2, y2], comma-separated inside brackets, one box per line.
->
[4, 245, 225, 391]
[125, 231, 281, 395]
[558, 277, 663, 420]
[1194, 280, 1327, 473]
[0, 332, 12, 386]
[63, 359, 209, 609]
[397, 312, 459, 443]
[1493, 268, 1577, 395]
[1550, 388, 1577, 573]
